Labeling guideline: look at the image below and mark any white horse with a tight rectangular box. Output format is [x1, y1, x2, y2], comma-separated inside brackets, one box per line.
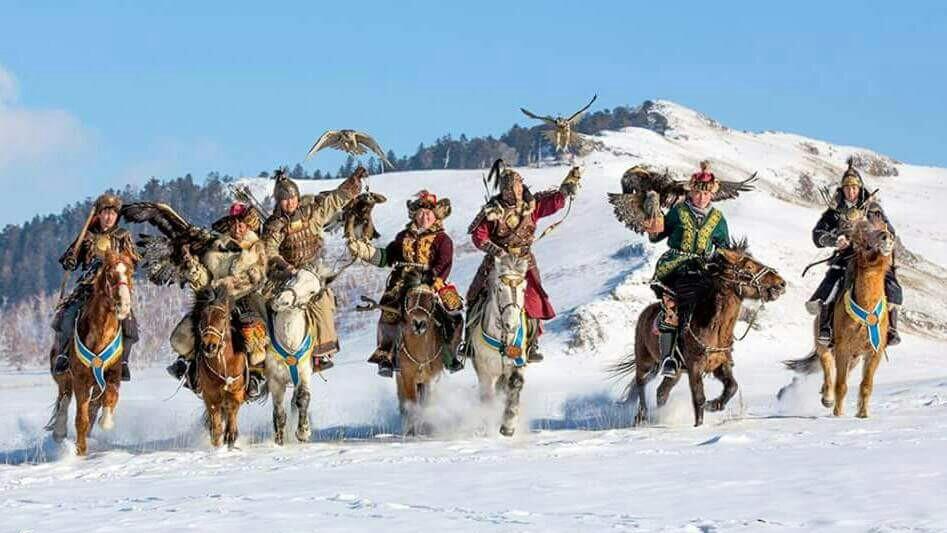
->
[265, 267, 323, 445]
[471, 254, 531, 437]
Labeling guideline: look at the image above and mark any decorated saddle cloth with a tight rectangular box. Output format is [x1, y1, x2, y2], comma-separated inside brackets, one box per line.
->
[266, 311, 313, 386]
[304, 288, 339, 356]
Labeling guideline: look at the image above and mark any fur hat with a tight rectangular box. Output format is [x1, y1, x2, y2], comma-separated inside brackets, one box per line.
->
[407, 190, 451, 220]
[685, 160, 720, 194]
[272, 168, 300, 202]
[94, 193, 122, 214]
[840, 157, 864, 189]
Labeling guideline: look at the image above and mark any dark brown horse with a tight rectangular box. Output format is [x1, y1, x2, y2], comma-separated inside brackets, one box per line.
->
[395, 273, 445, 435]
[48, 252, 134, 456]
[784, 218, 894, 418]
[613, 242, 786, 427]
[195, 289, 246, 448]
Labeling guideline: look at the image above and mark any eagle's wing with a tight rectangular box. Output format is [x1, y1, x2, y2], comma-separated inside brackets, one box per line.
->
[652, 171, 688, 208]
[714, 172, 759, 201]
[608, 191, 660, 234]
[121, 202, 195, 240]
[121, 202, 216, 286]
[520, 107, 556, 124]
[566, 94, 598, 124]
[354, 131, 393, 168]
[306, 130, 343, 160]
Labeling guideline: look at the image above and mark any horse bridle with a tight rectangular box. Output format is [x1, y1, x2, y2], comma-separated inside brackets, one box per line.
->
[399, 284, 441, 373]
[491, 269, 526, 344]
[198, 302, 241, 390]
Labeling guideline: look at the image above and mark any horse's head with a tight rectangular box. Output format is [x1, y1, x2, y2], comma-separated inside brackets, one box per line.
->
[95, 252, 134, 320]
[714, 239, 786, 303]
[198, 288, 232, 358]
[272, 267, 323, 312]
[403, 283, 438, 337]
[851, 218, 894, 266]
[489, 254, 530, 343]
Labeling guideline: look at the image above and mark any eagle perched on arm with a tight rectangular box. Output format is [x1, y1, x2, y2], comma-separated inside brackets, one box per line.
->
[120, 202, 238, 286]
[608, 164, 758, 233]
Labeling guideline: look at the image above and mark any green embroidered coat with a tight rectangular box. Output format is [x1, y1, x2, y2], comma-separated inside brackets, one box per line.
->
[650, 202, 730, 281]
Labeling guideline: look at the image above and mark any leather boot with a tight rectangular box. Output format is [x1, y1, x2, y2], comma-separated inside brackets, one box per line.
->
[887, 307, 901, 346]
[658, 329, 680, 377]
[817, 302, 834, 347]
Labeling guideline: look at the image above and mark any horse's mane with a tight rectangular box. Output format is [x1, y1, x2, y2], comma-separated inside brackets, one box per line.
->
[690, 237, 751, 329]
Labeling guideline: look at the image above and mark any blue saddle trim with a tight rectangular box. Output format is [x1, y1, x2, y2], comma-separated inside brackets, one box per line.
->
[73, 324, 123, 391]
[844, 289, 887, 352]
[480, 312, 527, 367]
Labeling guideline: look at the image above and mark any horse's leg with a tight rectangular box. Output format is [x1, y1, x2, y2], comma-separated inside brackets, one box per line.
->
[270, 376, 288, 446]
[687, 368, 706, 427]
[856, 352, 883, 419]
[206, 401, 224, 447]
[832, 353, 850, 417]
[294, 377, 312, 442]
[656, 373, 682, 407]
[224, 398, 240, 449]
[74, 384, 91, 456]
[633, 363, 652, 426]
[818, 346, 837, 409]
[397, 369, 419, 436]
[499, 367, 525, 437]
[707, 364, 738, 412]
[51, 381, 73, 443]
[98, 380, 120, 431]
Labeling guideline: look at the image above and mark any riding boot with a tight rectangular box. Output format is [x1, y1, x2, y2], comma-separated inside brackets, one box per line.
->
[246, 363, 267, 401]
[658, 328, 680, 377]
[443, 315, 465, 373]
[370, 318, 398, 378]
[52, 301, 79, 376]
[886, 306, 901, 346]
[314, 355, 334, 372]
[53, 329, 71, 375]
[526, 319, 543, 363]
[166, 356, 188, 380]
[120, 316, 138, 382]
[120, 344, 133, 382]
[817, 302, 835, 347]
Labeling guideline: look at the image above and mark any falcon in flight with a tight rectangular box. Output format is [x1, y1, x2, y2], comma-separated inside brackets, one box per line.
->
[521, 94, 597, 152]
[306, 129, 393, 169]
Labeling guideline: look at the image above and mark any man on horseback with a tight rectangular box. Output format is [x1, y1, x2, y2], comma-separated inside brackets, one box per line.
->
[466, 160, 581, 364]
[262, 167, 365, 371]
[52, 193, 139, 381]
[808, 159, 902, 346]
[165, 202, 270, 399]
[645, 161, 731, 377]
[349, 190, 465, 377]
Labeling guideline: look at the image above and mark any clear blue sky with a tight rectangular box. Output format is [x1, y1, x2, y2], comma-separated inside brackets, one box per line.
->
[1, 1, 944, 225]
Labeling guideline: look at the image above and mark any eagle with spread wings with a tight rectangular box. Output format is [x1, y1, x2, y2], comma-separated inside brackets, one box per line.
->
[306, 129, 393, 169]
[120, 202, 239, 286]
[521, 94, 597, 152]
[608, 164, 759, 234]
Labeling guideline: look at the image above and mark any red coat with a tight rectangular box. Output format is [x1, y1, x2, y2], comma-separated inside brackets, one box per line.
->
[470, 191, 565, 320]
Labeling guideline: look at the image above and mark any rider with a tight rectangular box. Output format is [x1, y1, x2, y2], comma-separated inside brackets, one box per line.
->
[466, 160, 581, 363]
[645, 160, 731, 377]
[262, 167, 365, 371]
[166, 202, 270, 399]
[52, 193, 140, 381]
[348, 190, 465, 377]
[808, 159, 902, 346]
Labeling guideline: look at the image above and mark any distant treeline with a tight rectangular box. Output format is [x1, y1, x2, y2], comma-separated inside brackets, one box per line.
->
[0, 101, 665, 304]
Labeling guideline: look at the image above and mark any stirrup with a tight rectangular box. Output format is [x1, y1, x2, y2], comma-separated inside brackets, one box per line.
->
[53, 354, 70, 375]
[447, 356, 465, 373]
[377, 360, 394, 378]
[247, 374, 267, 400]
[659, 356, 681, 377]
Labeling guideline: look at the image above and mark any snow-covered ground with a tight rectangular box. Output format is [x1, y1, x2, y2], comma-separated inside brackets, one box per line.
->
[2, 100, 945, 532]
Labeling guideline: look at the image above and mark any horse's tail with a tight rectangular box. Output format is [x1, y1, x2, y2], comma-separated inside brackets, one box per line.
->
[606, 353, 639, 404]
[782, 350, 821, 375]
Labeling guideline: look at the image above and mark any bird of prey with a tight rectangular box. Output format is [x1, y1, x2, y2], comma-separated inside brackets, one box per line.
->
[306, 129, 393, 169]
[521, 94, 598, 152]
[608, 165, 759, 234]
[121, 202, 238, 286]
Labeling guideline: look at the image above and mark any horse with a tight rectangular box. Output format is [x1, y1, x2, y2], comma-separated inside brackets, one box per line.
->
[471, 254, 532, 437]
[395, 270, 446, 435]
[265, 266, 322, 445]
[612, 241, 786, 427]
[783, 218, 894, 418]
[195, 288, 246, 448]
[47, 251, 134, 456]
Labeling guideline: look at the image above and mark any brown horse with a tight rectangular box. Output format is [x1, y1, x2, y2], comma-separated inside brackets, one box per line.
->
[612, 241, 786, 427]
[784, 219, 893, 418]
[47, 252, 134, 456]
[396, 278, 446, 435]
[195, 289, 247, 448]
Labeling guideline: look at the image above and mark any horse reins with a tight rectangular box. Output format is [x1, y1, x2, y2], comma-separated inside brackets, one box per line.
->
[199, 303, 242, 391]
[399, 285, 442, 374]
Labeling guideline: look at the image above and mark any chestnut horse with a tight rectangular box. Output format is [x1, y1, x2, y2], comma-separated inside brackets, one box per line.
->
[47, 252, 134, 456]
[195, 288, 247, 448]
[612, 241, 786, 427]
[396, 272, 445, 435]
[783, 219, 893, 418]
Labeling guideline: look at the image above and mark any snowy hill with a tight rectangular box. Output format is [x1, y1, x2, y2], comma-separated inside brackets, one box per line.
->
[2, 100, 946, 532]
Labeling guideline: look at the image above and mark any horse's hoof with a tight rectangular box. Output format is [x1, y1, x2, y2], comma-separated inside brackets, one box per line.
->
[296, 430, 311, 443]
[821, 397, 835, 408]
[707, 400, 725, 412]
[499, 425, 515, 437]
[274, 434, 284, 446]
[856, 410, 869, 419]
